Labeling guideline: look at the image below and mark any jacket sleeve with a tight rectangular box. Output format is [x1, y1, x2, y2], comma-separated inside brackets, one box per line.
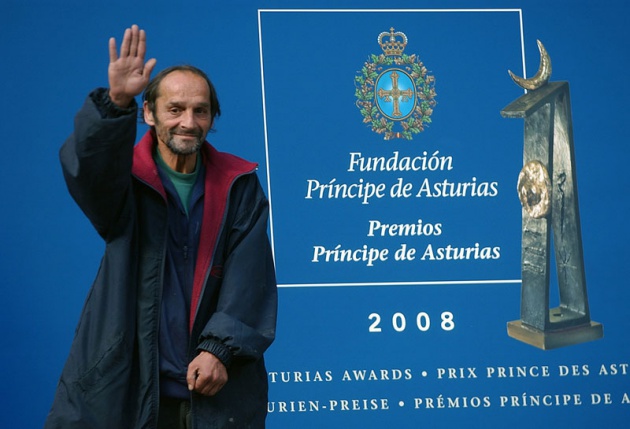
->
[59, 88, 137, 240]
[197, 174, 278, 366]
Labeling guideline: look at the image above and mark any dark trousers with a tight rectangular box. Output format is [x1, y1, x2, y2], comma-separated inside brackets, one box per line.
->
[158, 397, 191, 429]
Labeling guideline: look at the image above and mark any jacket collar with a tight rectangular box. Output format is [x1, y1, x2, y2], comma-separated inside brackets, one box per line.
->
[131, 129, 258, 197]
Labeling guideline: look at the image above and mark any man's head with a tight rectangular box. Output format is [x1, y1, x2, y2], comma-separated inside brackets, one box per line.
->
[143, 65, 221, 156]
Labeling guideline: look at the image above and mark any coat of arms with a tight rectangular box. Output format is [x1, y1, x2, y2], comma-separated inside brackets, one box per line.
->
[355, 28, 437, 140]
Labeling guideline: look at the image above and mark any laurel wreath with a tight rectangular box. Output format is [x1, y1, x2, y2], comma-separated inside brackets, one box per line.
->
[355, 53, 437, 140]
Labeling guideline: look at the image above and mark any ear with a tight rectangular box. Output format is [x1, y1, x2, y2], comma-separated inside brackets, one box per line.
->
[143, 101, 156, 126]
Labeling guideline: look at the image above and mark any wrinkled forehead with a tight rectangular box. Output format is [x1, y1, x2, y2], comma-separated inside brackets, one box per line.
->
[156, 71, 211, 103]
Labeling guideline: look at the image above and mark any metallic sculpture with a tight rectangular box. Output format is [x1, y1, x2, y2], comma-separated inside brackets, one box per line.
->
[501, 41, 603, 349]
[508, 40, 552, 91]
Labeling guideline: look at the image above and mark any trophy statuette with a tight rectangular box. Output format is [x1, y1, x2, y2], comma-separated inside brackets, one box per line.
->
[501, 41, 603, 350]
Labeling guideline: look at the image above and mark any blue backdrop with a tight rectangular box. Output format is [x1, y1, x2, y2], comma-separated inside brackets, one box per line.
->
[2, 1, 629, 428]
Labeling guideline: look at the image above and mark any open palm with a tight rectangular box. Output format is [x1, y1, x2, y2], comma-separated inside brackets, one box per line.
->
[108, 25, 156, 107]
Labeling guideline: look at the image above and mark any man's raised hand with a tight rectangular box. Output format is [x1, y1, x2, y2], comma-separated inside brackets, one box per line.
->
[108, 25, 157, 108]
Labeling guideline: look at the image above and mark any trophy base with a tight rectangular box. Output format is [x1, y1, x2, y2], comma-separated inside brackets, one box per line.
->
[507, 319, 603, 350]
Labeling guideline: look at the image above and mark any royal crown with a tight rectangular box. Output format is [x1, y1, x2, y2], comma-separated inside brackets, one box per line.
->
[378, 28, 408, 56]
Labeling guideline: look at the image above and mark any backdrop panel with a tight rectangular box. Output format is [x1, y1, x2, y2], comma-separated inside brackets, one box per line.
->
[1, 2, 628, 428]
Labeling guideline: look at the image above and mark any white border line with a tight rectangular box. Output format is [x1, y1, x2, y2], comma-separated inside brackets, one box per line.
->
[258, 9, 525, 289]
[257, 11, 276, 264]
[280, 280, 522, 288]
[259, 9, 523, 13]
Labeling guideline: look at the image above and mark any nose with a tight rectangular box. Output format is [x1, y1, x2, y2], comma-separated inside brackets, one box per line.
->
[180, 109, 195, 129]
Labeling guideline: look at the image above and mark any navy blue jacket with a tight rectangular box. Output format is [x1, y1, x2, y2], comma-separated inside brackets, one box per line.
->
[45, 91, 277, 428]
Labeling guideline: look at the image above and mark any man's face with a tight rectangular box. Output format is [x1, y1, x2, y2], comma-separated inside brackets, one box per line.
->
[144, 71, 213, 156]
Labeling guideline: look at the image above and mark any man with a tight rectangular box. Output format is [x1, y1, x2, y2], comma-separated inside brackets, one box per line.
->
[45, 25, 277, 429]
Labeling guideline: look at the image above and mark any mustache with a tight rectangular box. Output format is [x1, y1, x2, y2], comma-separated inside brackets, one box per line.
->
[170, 128, 204, 139]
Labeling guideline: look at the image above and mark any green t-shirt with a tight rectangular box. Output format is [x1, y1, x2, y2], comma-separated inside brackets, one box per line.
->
[154, 150, 200, 216]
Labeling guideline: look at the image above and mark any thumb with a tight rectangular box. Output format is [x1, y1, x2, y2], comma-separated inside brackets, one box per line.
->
[144, 58, 157, 79]
[186, 366, 199, 391]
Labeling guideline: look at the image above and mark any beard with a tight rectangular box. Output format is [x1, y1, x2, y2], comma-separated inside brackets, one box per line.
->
[162, 128, 205, 156]
[166, 132, 204, 155]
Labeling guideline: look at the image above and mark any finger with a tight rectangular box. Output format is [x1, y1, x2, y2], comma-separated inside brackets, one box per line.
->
[108, 37, 118, 63]
[194, 372, 210, 394]
[186, 367, 199, 391]
[196, 372, 226, 396]
[192, 371, 212, 396]
[197, 377, 221, 396]
[119, 27, 131, 57]
[207, 380, 225, 396]
[202, 384, 217, 396]
[137, 28, 147, 60]
[129, 24, 140, 57]
[144, 58, 157, 79]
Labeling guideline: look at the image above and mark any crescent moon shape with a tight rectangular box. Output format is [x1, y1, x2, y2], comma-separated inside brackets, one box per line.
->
[508, 40, 552, 91]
